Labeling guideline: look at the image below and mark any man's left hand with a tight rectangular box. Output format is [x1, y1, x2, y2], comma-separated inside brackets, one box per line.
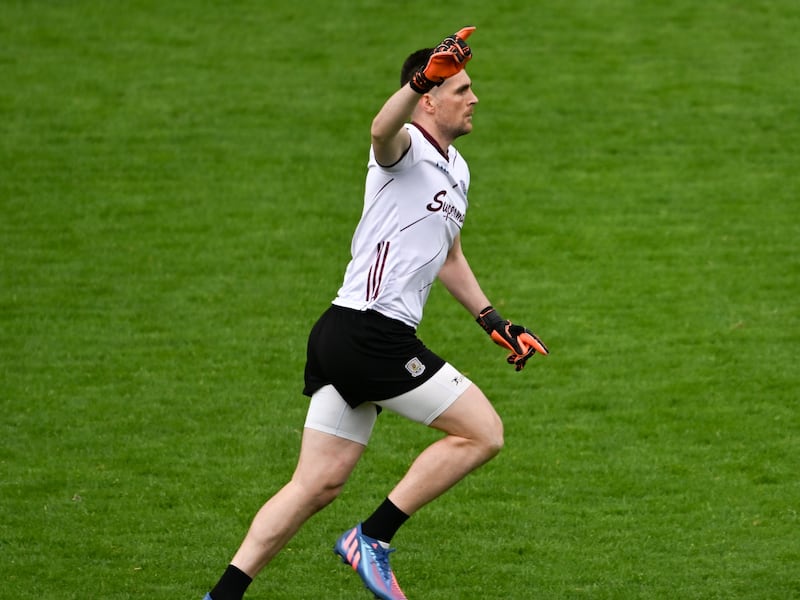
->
[476, 306, 549, 371]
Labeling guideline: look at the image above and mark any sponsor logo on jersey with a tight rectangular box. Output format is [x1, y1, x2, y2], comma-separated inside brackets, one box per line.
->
[405, 357, 426, 377]
[426, 190, 465, 225]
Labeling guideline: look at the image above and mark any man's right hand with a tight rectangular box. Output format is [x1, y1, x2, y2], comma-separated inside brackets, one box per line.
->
[410, 26, 476, 94]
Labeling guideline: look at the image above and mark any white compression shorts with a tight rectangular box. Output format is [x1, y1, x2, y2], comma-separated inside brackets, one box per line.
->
[303, 362, 472, 445]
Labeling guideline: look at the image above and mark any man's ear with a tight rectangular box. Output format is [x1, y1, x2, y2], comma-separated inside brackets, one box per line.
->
[419, 91, 437, 114]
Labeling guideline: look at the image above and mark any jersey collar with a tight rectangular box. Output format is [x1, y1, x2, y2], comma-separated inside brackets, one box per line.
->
[410, 122, 449, 161]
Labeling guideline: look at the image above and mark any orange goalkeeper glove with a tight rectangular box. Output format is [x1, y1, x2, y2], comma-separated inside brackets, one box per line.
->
[477, 305, 549, 371]
[409, 26, 476, 94]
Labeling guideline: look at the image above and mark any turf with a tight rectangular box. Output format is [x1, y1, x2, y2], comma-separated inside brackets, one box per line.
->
[2, 1, 798, 598]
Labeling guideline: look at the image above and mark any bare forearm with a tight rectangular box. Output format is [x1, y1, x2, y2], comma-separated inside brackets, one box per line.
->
[438, 249, 490, 317]
[371, 84, 420, 143]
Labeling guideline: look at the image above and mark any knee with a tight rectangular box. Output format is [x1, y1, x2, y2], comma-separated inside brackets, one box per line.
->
[311, 483, 344, 511]
[482, 418, 504, 459]
[293, 469, 349, 512]
[465, 416, 504, 462]
[305, 477, 346, 511]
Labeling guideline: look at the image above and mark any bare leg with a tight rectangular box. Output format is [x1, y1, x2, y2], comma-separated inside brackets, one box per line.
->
[230, 429, 365, 577]
[386, 384, 503, 515]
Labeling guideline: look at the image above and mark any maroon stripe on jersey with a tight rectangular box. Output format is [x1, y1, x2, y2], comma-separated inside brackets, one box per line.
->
[374, 241, 390, 299]
[366, 241, 390, 301]
[400, 212, 434, 232]
[374, 177, 395, 198]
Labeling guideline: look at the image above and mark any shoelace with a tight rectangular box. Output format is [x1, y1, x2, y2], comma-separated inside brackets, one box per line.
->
[370, 544, 396, 582]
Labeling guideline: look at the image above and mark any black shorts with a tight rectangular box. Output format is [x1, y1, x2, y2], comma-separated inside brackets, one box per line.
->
[303, 304, 445, 407]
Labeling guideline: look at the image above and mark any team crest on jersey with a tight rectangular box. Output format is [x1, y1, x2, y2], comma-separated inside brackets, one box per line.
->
[405, 357, 426, 377]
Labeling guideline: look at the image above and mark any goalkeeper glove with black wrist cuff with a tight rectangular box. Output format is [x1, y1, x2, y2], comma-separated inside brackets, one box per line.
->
[409, 26, 476, 94]
[476, 305, 549, 371]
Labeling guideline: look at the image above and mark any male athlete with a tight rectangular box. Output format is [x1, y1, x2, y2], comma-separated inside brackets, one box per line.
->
[203, 26, 548, 600]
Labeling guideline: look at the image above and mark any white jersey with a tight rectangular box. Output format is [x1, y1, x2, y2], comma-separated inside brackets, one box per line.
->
[332, 122, 470, 329]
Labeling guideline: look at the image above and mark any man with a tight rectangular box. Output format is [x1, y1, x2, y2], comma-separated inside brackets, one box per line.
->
[203, 26, 547, 600]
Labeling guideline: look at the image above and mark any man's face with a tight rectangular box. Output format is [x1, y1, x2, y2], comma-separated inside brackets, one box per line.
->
[429, 70, 479, 140]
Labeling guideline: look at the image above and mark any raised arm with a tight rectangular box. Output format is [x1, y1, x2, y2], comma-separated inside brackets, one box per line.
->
[370, 85, 418, 167]
[371, 27, 476, 167]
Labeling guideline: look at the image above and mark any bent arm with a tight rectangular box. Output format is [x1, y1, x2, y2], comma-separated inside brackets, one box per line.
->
[437, 234, 491, 318]
[370, 84, 421, 166]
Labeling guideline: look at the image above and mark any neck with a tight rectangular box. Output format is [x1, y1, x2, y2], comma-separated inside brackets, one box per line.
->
[411, 121, 450, 160]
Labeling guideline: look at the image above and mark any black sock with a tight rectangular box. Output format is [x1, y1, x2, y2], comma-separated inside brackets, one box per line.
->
[209, 564, 253, 600]
[361, 497, 410, 543]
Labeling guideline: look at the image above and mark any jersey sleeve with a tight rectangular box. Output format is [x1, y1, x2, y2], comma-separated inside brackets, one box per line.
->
[368, 124, 422, 173]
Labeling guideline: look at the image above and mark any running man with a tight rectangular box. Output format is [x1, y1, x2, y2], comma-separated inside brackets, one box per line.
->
[203, 26, 548, 600]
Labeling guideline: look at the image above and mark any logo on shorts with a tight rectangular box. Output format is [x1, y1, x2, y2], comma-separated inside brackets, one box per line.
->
[405, 357, 426, 377]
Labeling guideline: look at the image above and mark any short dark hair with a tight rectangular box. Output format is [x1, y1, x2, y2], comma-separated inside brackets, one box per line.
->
[400, 48, 433, 87]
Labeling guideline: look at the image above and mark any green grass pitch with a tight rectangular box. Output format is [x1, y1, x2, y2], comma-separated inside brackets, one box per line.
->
[1, 1, 798, 598]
